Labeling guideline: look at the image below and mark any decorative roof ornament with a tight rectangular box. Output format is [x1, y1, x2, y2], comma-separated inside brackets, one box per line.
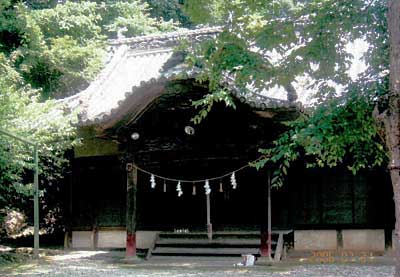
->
[185, 126, 195, 135]
[117, 27, 128, 40]
[131, 132, 140, 140]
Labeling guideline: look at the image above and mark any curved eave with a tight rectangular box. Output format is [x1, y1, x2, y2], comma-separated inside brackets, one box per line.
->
[59, 27, 302, 129]
[83, 75, 175, 129]
[82, 74, 300, 130]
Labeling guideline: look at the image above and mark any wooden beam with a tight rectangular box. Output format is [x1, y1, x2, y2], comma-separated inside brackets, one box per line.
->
[126, 163, 138, 258]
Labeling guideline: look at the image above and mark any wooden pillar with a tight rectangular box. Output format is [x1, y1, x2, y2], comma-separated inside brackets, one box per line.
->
[351, 175, 356, 225]
[89, 167, 99, 250]
[64, 168, 73, 249]
[206, 194, 212, 240]
[92, 225, 99, 250]
[260, 171, 272, 258]
[126, 163, 138, 258]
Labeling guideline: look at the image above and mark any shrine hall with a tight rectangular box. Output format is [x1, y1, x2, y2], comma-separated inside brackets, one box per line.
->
[61, 27, 394, 259]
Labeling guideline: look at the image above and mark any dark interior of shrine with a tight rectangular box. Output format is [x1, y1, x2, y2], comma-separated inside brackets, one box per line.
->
[121, 80, 283, 231]
[71, 80, 394, 233]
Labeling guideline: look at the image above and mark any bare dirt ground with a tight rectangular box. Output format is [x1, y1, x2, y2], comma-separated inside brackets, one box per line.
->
[0, 249, 396, 277]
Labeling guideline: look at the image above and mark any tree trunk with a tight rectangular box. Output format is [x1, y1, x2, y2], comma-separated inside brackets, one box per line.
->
[387, 1, 400, 275]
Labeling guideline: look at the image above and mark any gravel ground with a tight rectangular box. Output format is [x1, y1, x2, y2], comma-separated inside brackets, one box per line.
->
[0, 251, 395, 277]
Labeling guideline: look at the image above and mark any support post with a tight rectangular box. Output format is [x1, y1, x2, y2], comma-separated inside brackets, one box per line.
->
[126, 163, 138, 258]
[274, 233, 283, 262]
[267, 171, 272, 257]
[33, 144, 39, 258]
[206, 194, 212, 240]
[64, 168, 73, 249]
[92, 223, 99, 250]
[260, 171, 272, 259]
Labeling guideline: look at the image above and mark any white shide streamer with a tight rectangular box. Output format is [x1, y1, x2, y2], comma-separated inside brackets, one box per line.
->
[150, 174, 156, 189]
[204, 180, 211, 195]
[176, 181, 183, 197]
[231, 172, 237, 189]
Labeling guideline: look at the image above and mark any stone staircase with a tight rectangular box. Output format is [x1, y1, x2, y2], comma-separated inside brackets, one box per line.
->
[150, 231, 291, 259]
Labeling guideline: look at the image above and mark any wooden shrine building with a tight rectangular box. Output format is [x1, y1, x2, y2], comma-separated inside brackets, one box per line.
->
[62, 27, 394, 258]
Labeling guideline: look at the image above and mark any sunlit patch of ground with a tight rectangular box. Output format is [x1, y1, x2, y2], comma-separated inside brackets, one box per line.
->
[0, 246, 13, 252]
[0, 249, 396, 276]
[45, 250, 108, 261]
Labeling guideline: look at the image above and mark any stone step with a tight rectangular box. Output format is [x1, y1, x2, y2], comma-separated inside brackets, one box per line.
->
[161, 231, 260, 235]
[151, 247, 261, 256]
[159, 232, 265, 240]
[156, 238, 276, 247]
[159, 231, 292, 238]
[151, 231, 291, 258]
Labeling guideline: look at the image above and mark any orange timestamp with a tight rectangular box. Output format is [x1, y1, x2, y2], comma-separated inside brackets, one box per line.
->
[308, 250, 374, 263]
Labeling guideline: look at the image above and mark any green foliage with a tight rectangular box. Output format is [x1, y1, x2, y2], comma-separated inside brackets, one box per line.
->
[32, 2, 102, 42]
[184, 0, 389, 186]
[185, 0, 387, 93]
[253, 84, 387, 187]
[0, 54, 78, 212]
[146, 0, 192, 27]
[102, 1, 176, 37]
[0, 0, 177, 98]
[185, 30, 273, 113]
[0, 0, 179, 231]
[191, 88, 235, 124]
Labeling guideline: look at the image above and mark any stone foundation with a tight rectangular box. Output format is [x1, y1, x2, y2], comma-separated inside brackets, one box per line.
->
[72, 231, 93, 249]
[71, 230, 158, 249]
[98, 230, 125, 248]
[72, 229, 386, 252]
[342, 229, 385, 252]
[294, 230, 337, 251]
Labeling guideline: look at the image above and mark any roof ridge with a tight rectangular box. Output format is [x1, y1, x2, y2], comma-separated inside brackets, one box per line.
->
[108, 26, 222, 46]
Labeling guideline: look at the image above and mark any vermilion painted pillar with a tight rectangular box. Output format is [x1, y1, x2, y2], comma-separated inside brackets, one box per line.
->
[126, 163, 138, 258]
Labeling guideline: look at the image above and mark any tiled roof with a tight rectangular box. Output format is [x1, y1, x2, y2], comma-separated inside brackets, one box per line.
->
[109, 26, 223, 47]
[60, 27, 299, 128]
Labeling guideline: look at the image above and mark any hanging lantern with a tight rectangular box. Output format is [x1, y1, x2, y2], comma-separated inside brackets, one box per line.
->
[163, 181, 167, 193]
[204, 180, 211, 195]
[150, 174, 156, 189]
[219, 181, 224, 193]
[176, 181, 183, 197]
[192, 183, 197, 195]
[231, 172, 237, 189]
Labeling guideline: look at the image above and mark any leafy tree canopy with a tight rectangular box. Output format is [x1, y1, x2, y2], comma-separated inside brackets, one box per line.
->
[0, 53, 78, 211]
[145, 0, 192, 28]
[0, 0, 178, 230]
[1, 0, 177, 98]
[184, 0, 389, 186]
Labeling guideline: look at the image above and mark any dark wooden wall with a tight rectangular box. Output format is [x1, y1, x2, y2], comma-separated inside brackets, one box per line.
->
[70, 80, 394, 231]
[70, 156, 393, 231]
